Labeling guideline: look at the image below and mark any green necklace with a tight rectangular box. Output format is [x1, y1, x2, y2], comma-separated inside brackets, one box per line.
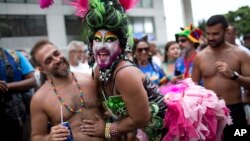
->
[50, 72, 85, 113]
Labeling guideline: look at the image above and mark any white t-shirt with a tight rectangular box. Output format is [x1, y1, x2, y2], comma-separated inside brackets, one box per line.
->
[238, 44, 250, 56]
[70, 63, 92, 74]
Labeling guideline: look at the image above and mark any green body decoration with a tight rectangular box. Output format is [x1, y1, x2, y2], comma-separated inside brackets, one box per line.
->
[104, 95, 163, 141]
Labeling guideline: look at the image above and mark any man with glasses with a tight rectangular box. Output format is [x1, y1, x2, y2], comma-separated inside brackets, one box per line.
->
[174, 24, 202, 80]
[68, 40, 91, 74]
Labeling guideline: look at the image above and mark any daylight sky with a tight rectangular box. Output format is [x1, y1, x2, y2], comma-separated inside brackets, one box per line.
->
[191, 0, 250, 24]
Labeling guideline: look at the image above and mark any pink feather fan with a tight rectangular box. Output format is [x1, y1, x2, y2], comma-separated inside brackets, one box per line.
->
[67, 0, 89, 18]
[119, 0, 140, 11]
[67, 0, 140, 18]
[39, 0, 54, 9]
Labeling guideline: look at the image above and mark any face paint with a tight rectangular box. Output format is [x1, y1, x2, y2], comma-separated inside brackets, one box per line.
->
[92, 29, 122, 69]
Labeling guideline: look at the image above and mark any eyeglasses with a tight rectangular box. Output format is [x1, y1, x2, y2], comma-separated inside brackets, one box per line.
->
[136, 47, 149, 52]
[178, 39, 188, 43]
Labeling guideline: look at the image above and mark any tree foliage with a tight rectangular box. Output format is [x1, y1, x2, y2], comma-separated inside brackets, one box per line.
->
[225, 6, 250, 37]
[197, 6, 250, 37]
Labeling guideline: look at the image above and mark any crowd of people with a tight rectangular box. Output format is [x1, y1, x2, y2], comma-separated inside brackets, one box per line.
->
[0, 0, 250, 141]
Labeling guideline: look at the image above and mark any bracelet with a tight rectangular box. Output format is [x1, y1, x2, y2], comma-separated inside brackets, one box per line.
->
[105, 123, 111, 139]
[110, 122, 119, 136]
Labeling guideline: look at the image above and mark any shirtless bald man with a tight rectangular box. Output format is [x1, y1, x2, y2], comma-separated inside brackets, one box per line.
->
[30, 40, 104, 141]
[192, 15, 250, 138]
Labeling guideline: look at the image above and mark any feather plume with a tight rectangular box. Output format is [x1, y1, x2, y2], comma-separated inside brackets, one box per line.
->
[119, 0, 140, 11]
[67, 0, 89, 18]
[39, 0, 54, 9]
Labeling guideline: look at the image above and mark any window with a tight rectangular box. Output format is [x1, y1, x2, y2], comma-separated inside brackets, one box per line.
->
[0, 15, 47, 37]
[5, 0, 24, 3]
[129, 16, 156, 40]
[136, 0, 153, 8]
[26, 0, 37, 3]
[65, 15, 84, 43]
[0, 0, 37, 3]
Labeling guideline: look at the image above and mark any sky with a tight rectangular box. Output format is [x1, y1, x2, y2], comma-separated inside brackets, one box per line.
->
[191, 0, 250, 25]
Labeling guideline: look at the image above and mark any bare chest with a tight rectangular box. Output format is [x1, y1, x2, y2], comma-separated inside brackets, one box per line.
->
[200, 53, 240, 78]
[43, 86, 99, 123]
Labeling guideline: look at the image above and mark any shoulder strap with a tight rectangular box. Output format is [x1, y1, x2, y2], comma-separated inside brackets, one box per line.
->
[112, 64, 137, 95]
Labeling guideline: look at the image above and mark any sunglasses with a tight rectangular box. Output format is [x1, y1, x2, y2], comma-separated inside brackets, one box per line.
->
[136, 47, 149, 52]
[178, 39, 188, 43]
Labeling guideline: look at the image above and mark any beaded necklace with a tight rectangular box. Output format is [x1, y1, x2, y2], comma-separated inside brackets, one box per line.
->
[50, 72, 84, 113]
[99, 54, 128, 84]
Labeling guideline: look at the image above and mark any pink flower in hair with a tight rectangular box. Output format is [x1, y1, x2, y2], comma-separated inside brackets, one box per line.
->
[119, 0, 140, 11]
[39, 0, 54, 9]
[67, 0, 89, 18]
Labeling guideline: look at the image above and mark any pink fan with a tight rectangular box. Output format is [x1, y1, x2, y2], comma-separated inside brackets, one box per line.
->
[119, 0, 140, 11]
[39, 0, 54, 9]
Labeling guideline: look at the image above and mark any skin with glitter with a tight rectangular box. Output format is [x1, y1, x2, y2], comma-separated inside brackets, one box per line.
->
[93, 29, 122, 69]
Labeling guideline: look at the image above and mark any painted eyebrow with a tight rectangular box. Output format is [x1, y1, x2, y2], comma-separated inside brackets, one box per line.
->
[94, 32, 102, 38]
[105, 34, 118, 39]
[105, 31, 117, 39]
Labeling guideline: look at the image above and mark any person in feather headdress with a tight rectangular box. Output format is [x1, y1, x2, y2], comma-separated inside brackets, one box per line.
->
[63, 0, 167, 140]
[37, 0, 167, 140]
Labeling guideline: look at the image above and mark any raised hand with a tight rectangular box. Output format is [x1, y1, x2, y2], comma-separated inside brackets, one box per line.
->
[214, 61, 233, 79]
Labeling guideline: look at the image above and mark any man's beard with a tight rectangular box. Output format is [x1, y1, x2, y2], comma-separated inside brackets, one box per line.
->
[208, 39, 224, 48]
[51, 58, 70, 78]
[52, 68, 70, 78]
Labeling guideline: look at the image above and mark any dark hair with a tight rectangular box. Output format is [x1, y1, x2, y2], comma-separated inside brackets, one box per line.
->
[164, 41, 177, 62]
[243, 33, 250, 40]
[30, 39, 54, 66]
[206, 15, 228, 30]
[85, 1, 133, 67]
[132, 35, 149, 60]
[132, 35, 158, 71]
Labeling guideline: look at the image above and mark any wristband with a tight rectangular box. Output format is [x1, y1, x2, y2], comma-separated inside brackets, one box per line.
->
[105, 123, 111, 139]
[110, 122, 119, 136]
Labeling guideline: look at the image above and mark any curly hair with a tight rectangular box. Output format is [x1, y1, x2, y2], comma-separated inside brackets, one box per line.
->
[86, 0, 133, 49]
[85, 0, 133, 67]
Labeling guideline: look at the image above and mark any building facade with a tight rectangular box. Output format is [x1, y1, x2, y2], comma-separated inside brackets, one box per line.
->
[0, 0, 193, 53]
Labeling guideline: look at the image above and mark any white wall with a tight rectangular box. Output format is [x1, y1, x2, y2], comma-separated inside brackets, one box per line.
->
[163, 0, 193, 41]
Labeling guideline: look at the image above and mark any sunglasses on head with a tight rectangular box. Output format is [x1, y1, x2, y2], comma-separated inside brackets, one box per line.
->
[136, 47, 149, 52]
[178, 39, 188, 43]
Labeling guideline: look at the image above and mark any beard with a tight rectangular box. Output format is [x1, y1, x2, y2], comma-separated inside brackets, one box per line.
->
[51, 58, 70, 78]
[208, 38, 224, 48]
